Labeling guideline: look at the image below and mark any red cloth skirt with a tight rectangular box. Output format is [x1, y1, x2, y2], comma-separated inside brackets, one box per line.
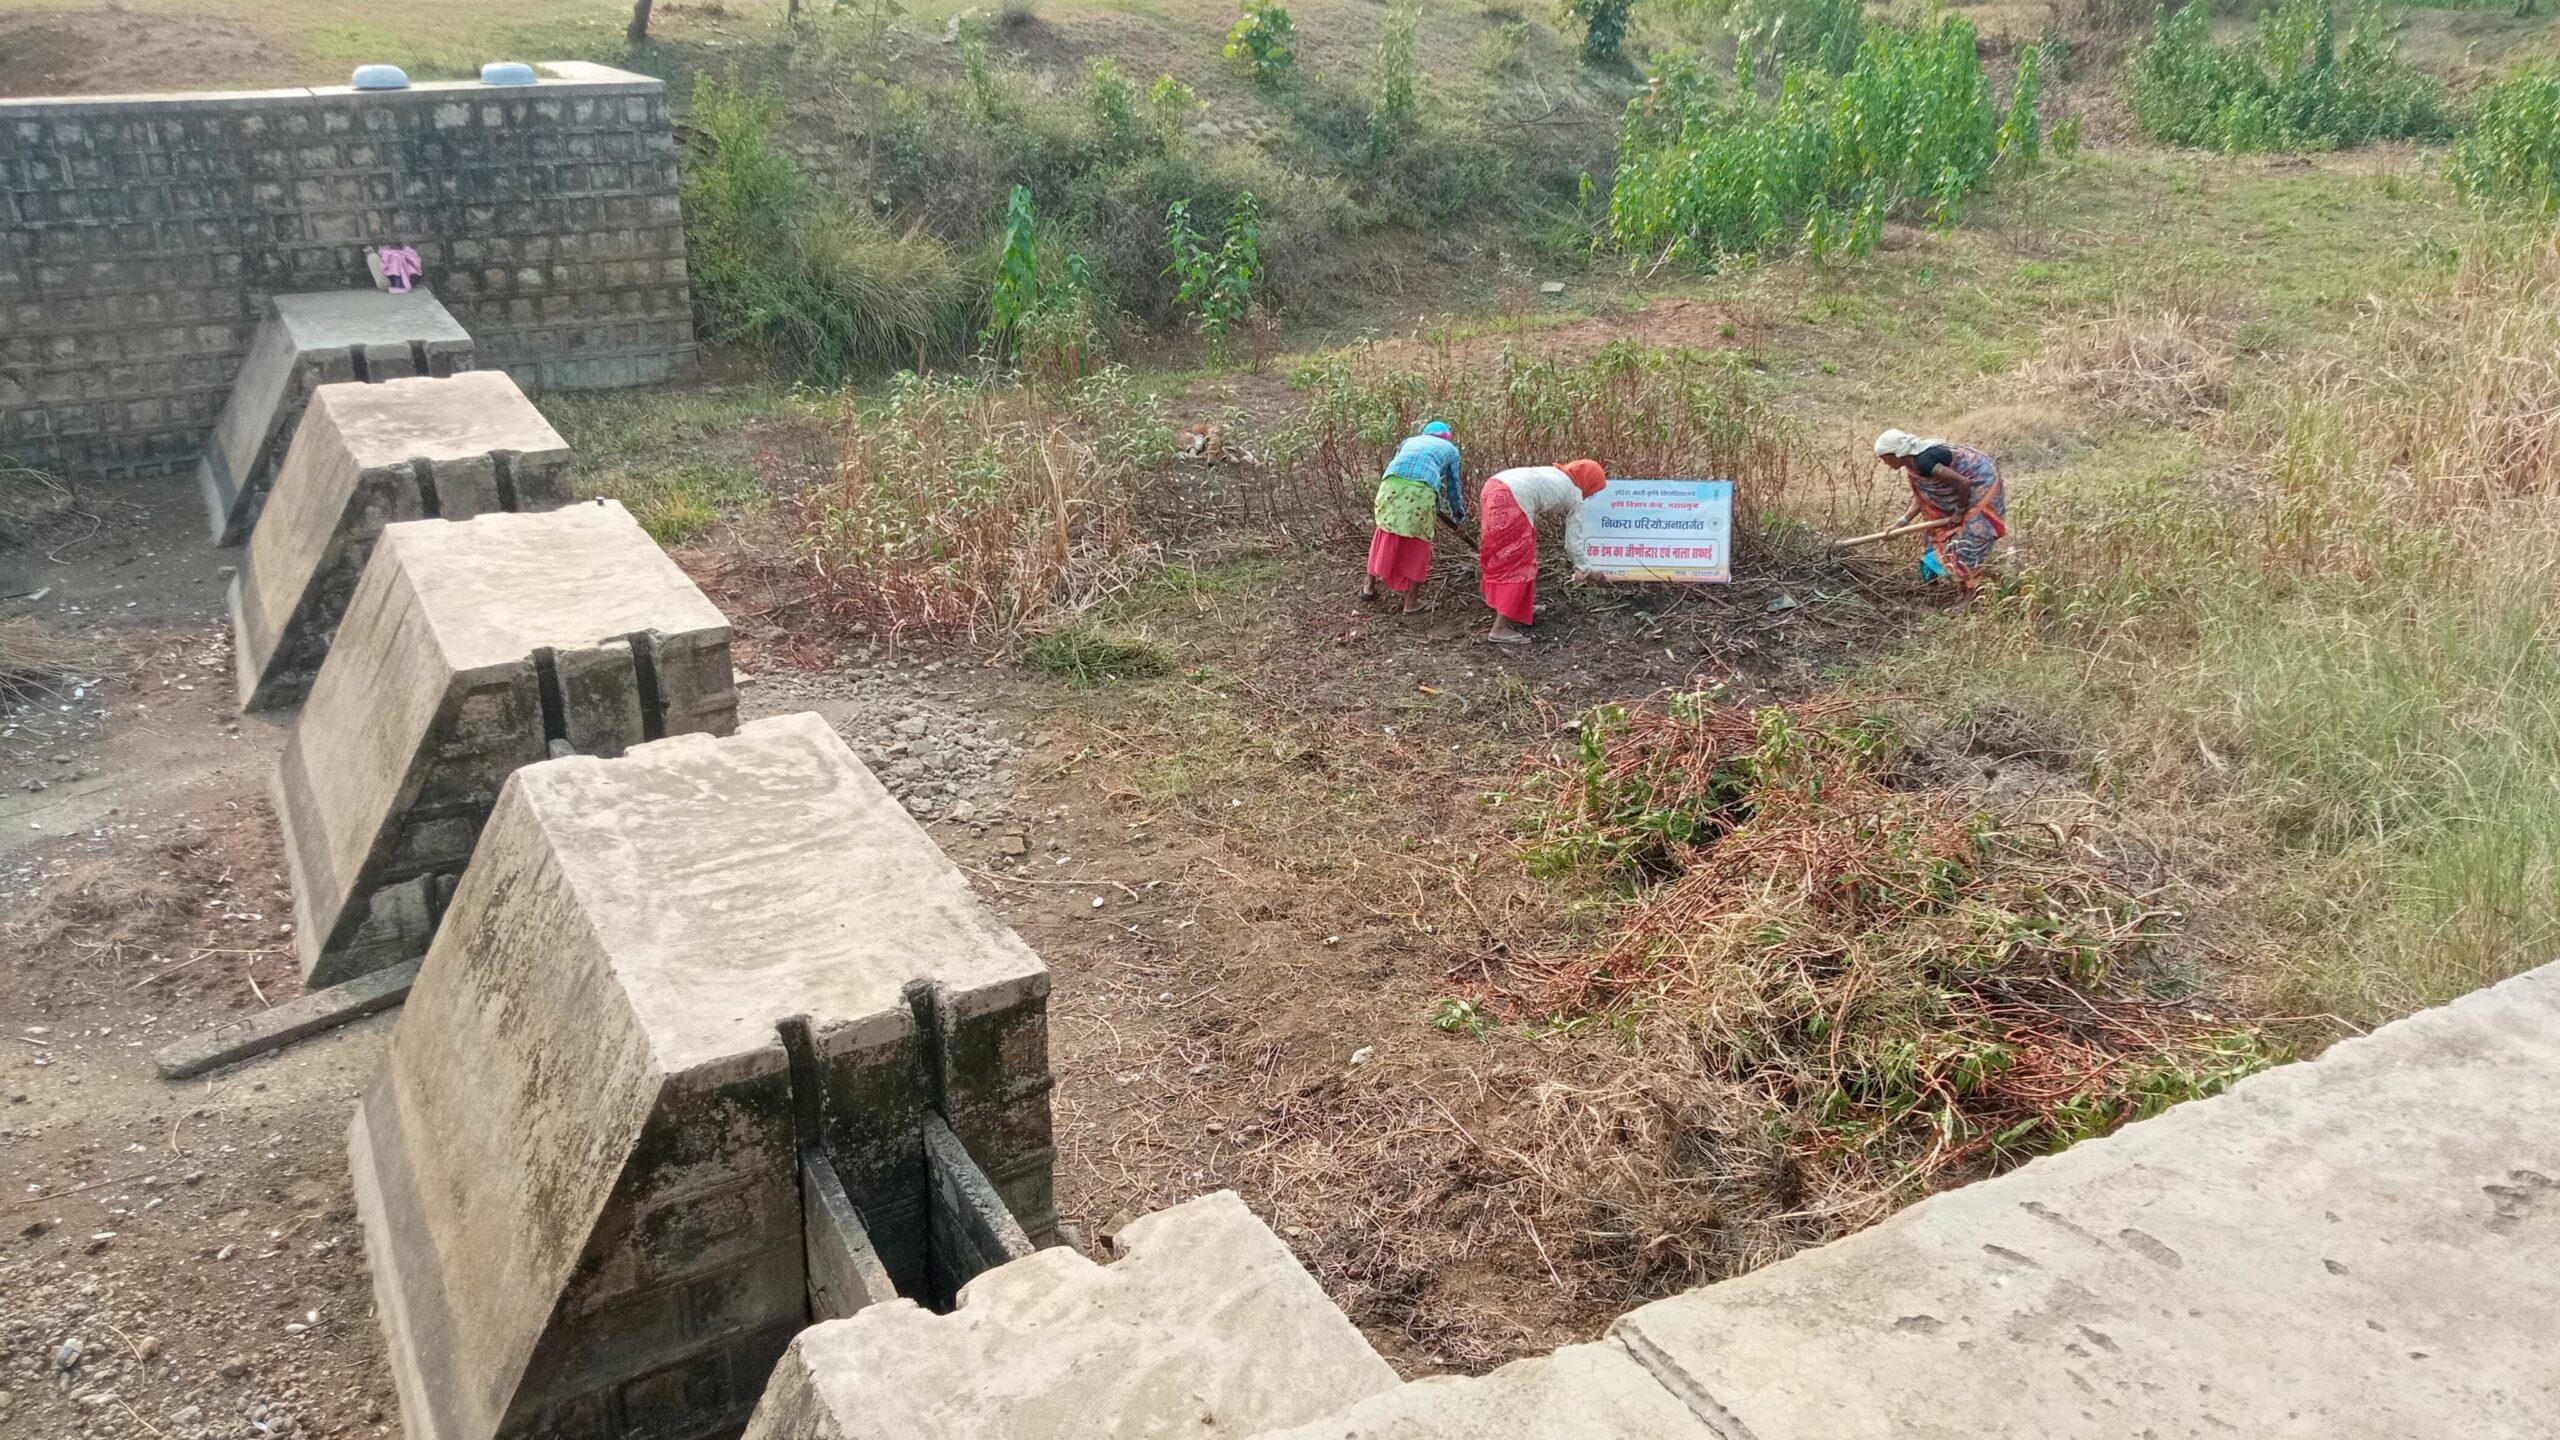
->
[1368, 528, 1432, 589]
[1478, 481, 1538, 622]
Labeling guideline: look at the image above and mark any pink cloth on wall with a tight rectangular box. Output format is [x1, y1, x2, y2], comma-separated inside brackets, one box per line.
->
[376, 245, 423, 293]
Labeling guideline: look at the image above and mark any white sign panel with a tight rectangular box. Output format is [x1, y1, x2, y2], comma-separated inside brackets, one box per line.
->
[1584, 478, 1733, 583]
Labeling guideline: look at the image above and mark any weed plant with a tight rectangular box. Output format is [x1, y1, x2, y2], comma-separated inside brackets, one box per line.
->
[1371, 0, 1421, 153]
[2128, 0, 2445, 152]
[1559, 0, 1636, 59]
[2446, 64, 2560, 212]
[682, 76, 972, 381]
[1165, 194, 1267, 351]
[1277, 340, 1810, 537]
[1225, 0, 1298, 87]
[1609, 18, 2021, 265]
[794, 369, 1174, 643]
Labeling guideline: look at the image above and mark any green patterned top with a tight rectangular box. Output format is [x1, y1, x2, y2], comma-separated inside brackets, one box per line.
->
[1373, 475, 1439, 540]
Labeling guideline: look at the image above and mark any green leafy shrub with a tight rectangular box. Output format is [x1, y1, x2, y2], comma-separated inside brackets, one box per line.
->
[2128, 0, 2445, 153]
[986, 184, 1044, 348]
[1225, 1, 1298, 87]
[1609, 16, 2008, 265]
[1559, 0, 1636, 59]
[681, 75, 971, 381]
[2446, 64, 2560, 211]
[1371, 0, 1421, 153]
[1086, 55, 1143, 153]
[984, 186, 1112, 377]
[2051, 111, 2084, 159]
[1165, 193, 1263, 340]
[1998, 43, 2044, 168]
[1057, 145, 1350, 324]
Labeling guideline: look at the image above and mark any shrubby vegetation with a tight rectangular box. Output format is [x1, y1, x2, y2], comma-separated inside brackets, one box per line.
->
[1559, 0, 1637, 59]
[680, 76, 970, 381]
[2128, 0, 2444, 152]
[1609, 19, 2036, 264]
[2446, 65, 2560, 211]
[1224, 0, 1298, 87]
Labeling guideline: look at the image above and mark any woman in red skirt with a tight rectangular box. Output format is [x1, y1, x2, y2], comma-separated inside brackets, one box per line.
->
[1479, 459, 1606, 644]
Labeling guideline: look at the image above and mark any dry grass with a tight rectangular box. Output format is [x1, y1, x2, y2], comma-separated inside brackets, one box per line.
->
[1500, 691, 2277, 1206]
[0, 460, 88, 553]
[0, 616, 92, 701]
[2014, 301, 2232, 425]
[793, 370, 1173, 645]
[1225, 1049, 1811, 1367]
[1278, 339, 1815, 546]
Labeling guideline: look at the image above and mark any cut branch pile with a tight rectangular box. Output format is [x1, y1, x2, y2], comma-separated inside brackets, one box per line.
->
[1503, 690, 2281, 1199]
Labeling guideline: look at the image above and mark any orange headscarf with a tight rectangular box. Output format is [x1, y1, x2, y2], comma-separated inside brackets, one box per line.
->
[1562, 459, 1607, 496]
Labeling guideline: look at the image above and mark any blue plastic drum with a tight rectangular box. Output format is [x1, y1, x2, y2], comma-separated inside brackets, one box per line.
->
[480, 62, 538, 86]
[350, 64, 410, 91]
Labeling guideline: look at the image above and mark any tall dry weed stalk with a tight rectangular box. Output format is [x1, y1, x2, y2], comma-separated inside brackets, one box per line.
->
[1278, 338, 1805, 541]
[795, 370, 1171, 644]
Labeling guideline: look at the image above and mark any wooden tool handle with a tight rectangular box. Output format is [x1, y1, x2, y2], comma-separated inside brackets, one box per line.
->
[1833, 517, 1949, 550]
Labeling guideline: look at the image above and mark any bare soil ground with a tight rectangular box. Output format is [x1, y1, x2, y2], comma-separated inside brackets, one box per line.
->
[0, 453, 1933, 1436]
[0, 9, 295, 97]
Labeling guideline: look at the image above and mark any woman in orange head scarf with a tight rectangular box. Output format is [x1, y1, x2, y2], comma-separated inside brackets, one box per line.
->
[1477, 459, 1607, 645]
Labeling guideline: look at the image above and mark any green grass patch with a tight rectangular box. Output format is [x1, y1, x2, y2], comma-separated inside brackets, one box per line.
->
[1024, 623, 1178, 684]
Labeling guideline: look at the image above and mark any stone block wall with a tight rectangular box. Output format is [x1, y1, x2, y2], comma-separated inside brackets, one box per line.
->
[0, 61, 694, 481]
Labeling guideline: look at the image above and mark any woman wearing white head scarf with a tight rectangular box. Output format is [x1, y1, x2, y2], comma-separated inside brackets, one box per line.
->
[1874, 429, 2006, 589]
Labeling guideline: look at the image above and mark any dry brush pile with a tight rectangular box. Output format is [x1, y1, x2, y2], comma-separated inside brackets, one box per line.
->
[1499, 689, 2280, 1210]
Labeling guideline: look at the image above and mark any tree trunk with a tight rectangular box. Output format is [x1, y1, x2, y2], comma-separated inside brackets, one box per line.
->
[628, 0, 654, 43]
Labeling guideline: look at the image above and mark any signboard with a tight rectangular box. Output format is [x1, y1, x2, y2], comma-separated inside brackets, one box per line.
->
[1583, 478, 1733, 583]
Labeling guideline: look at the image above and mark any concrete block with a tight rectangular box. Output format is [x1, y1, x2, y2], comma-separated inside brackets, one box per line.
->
[1607, 963, 2560, 1440]
[274, 500, 732, 986]
[350, 713, 1056, 1440]
[198, 288, 477, 544]
[1249, 1345, 1718, 1440]
[742, 1191, 1397, 1440]
[229, 371, 571, 712]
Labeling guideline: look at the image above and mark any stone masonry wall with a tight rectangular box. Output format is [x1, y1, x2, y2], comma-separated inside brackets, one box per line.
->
[0, 61, 694, 480]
